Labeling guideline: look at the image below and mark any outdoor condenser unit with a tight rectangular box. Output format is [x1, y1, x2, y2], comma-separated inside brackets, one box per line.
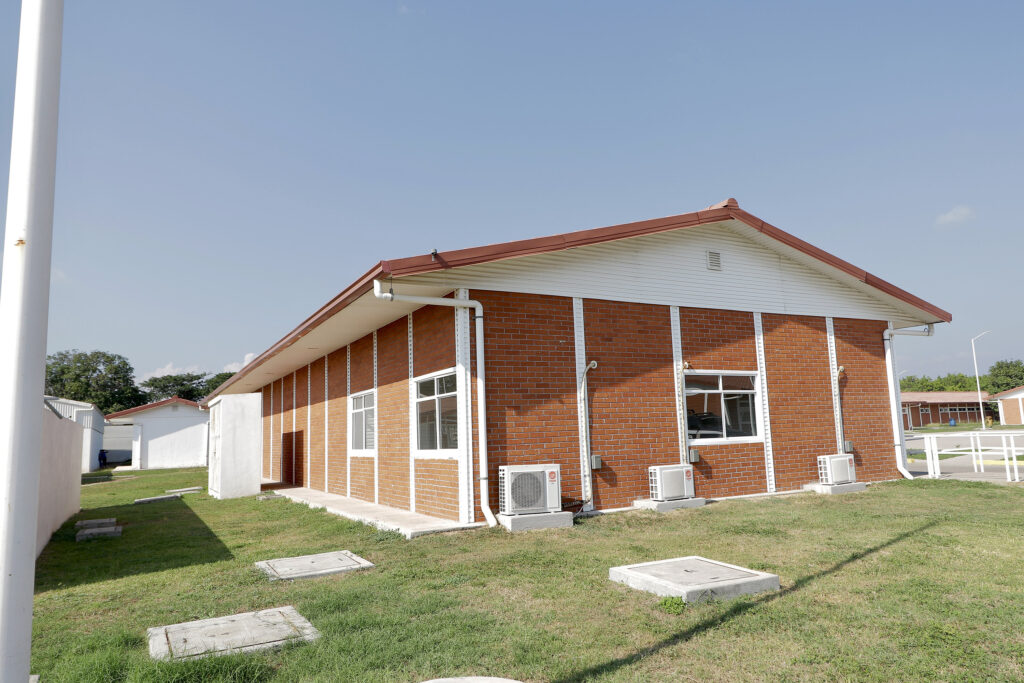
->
[648, 464, 695, 501]
[817, 454, 856, 485]
[498, 464, 562, 515]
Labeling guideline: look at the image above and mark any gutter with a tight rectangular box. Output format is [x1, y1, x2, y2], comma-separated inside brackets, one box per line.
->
[883, 323, 935, 479]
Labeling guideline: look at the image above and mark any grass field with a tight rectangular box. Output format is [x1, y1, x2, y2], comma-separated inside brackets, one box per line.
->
[32, 469, 1024, 681]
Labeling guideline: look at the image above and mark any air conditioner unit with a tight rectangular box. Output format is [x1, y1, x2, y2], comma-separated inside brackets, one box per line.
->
[498, 464, 562, 515]
[649, 464, 695, 501]
[817, 454, 856, 485]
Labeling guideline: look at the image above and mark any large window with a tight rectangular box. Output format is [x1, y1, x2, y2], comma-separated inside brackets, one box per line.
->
[415, 372, 459, 451]
[685, 372, 759, 441]
[350, 390, 376, 452]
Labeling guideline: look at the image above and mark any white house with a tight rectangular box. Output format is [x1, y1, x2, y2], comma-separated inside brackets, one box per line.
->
[44, 396, 105, 472]
[991, 385, 1024, 425]
[105, 397, 209, 470]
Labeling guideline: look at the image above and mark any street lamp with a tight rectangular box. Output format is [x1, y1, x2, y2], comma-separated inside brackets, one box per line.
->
[972, 331, 991, 429]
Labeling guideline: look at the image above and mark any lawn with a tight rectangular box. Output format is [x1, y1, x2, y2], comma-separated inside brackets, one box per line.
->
[33, 469, 1024, 682]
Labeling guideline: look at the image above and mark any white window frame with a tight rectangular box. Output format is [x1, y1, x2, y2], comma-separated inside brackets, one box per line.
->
[348, 388, 377, 458]
[411, 367, 463, 460]
[683, 369, 764, 446]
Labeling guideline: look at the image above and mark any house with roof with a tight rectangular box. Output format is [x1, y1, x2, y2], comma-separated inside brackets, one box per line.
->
[205, 199, 950, 526]
[105, 397, 209, 470]
[900, 391, 990, 429]
[990, 386, 1024, 425]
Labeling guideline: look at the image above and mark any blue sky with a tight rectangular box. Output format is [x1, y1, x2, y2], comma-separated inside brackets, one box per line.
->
[0, 1, 1021, 381]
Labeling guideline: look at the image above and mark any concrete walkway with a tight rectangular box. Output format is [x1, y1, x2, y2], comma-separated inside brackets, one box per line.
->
[272, 486, 484, 539]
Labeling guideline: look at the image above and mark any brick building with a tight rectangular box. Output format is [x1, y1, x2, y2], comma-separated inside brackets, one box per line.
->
[900, 391, 990, 429]
[991, 385, 1024, 425]
[206, 199, 950, 525]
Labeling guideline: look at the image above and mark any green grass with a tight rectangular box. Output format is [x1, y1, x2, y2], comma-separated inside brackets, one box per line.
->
[32, 469, 1024, 681]
[909, 423, 1017, 433]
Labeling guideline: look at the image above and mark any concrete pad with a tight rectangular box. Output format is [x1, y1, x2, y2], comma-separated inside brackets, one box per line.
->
[76, 526, 122, 542]
[610, 555, 779, 601]
[30, 675, 39, 682]
[802, 482, 867, 495]
[75, 518, 116, 529]
[255, 550, 374, 581]
[496, 511, 573, 532]
[166, 486, 203, 494]
[113, 465, 133, 472]
[134, 493, 182, 504]
[257, 494, 282, 501]
[633, 497, 706, 512]
[148, 605, 319, 660]
[421, 679, 523, 682]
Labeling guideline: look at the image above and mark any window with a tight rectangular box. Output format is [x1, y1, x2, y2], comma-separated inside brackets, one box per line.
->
[350, 391, 375, 451]
[685, 372, 759, 441]
[415, 372, 458, 451]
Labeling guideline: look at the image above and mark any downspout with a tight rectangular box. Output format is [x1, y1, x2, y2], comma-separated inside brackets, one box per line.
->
[883, 323, 935, 479]
[373, 280, 497, 527]
[577, 360, 598, 515]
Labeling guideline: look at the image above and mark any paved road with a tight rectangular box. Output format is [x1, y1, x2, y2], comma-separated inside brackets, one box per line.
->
[905, 433, 1023, 484]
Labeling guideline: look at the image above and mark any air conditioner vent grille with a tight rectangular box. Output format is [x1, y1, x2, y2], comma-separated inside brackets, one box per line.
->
[511, 471, 544, 508]
[706, 250, 722, 271]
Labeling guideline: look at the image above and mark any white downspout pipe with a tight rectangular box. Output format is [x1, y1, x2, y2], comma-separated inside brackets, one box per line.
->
[883, 324, 935, 479]
[0, 1, 64, 679]
[373, 280, 496, 526]
[578, 360, 598, 514]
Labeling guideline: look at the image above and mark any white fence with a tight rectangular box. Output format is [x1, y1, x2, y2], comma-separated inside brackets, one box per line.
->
[921, 431, 1024, 483]
[39, 405, 84, 556]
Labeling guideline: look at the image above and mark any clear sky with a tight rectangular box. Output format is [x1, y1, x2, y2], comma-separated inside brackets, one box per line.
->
[0, 1, 1021, 382]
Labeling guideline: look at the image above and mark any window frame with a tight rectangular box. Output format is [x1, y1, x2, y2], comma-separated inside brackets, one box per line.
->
[348, 388, 377, 458]
[683, 369, 764, 446]
[410, 367, 463, 460]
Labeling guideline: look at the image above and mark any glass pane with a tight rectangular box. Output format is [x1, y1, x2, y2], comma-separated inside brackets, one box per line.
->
[723, 393, 757, 437]
[363, 393, 374, 409]
[687, 393, 723, 440]
[685, 375, 719, 392]
[352, 395, 362, 410]
[721, 375, 755, 391]
[352, 411, 364, 450]
[364, 408, 375, 448]
[418, 401, 437, 450]
[417, 379, 435, 398]
[438, 373, 457, 395]
[439, 395, 459, 449]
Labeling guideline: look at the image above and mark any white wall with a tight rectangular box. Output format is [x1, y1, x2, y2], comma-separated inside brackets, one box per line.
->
[111, 403, 209, 469]
[39, 407, 83, 556]
[101, 424, 134, 464]
[207, 393, 262, 499]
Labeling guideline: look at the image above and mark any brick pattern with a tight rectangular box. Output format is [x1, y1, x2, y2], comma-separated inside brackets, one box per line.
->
[413, 305, 456, 376]
[584, 300, 679, 509]
[348, 334, 375, 499]
[326, 348, 348, 495]
[295, 368, 309, 487]
[415, 459, 460, 520]
[282, 373, 294, 484]
[261, 384, 271, 478]
[377, 318, 410, 509]
[309, 357, 326, 491]
[678, 307, 757, 371]
[1002, 399, 1021, 425]
[274, 378, 284, 482]
[349, 456, 375, 502]
[833, 318, 899, 481]
[691, 443, 770, 497]
[762, 314, 841, 491]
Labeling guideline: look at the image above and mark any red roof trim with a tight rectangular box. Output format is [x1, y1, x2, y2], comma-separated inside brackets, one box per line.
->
[205, 199, 951, 402]
[990, 385, 1024, 400]
[105, 396, 202, 419]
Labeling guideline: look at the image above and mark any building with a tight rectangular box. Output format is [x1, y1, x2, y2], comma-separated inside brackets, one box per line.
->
[44, 396, 105, 472]
[206, 199, 950, 525]
[105, 397, 209, 470]
[991, 386, 1024, 425]
[900, 391, 990, 429]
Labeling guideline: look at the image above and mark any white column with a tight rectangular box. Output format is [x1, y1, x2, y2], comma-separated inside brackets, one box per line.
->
[670, 306, 688, 465]
[572, 297, 594, 511]
[0, 1, 64, 678]
[825, 317, 844, 452]
[752, 313, 777, 493]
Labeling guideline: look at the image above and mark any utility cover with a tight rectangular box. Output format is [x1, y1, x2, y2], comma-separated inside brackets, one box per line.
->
[609, 555, 779, 601]
[255, 550, 374, 581]
[148, 606, 319, 660]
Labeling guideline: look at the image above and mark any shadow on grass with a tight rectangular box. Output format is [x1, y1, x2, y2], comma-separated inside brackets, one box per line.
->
[35, 497, 233, 592]
[554, 520, 939, 683]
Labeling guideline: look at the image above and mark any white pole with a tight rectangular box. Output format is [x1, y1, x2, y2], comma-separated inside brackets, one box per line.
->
[0, 0, 64, 679]
[971, 331, 990, 429]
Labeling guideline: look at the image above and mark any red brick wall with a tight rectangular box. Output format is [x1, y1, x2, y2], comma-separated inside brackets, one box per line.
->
[261, 384, 271, 479]
[833, 318, 899, 482]
[309, 357, 326, 491]
[414, 306, 455, 376]
[415, 459, 460, 520]
[349, 456, 375, 502]
[326, 347, 348, 495]
[377, 318, 410, 510]
[584, 300, 679, 509]
[762, 314, 836, 491]
[294, 367, 309, 487]
[348, 334, 375, 501]
[281, 373, 294, 484]
[690, 443, 770, 497]
[678, 307, 757, 372]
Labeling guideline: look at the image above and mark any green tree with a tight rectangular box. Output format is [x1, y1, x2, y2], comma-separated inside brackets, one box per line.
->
[45, 350, 145, 414]
[203, 371, 235, 398]
[900, 375, 935, 391]
[983, 359, 1024, 395]
[140, 372, 209, 402]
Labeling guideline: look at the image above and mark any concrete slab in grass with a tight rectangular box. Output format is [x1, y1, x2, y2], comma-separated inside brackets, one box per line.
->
[802, 482, 867, 495]
[255, 550, 374, 581]
[148, 605, 319, 660]
[76, 518, 116, 529]
[76, 526, 122, 542]
[610, 555, 779, 601]
[421, 678, 524, 682]
[496, 511, 573, 532]
[633, 497, 706, 512]
[166, 486, 203, 494]
[134, 493, 182, 505]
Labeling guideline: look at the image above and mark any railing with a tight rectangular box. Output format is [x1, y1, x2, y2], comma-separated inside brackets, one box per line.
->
[921, 431, 1024, 482]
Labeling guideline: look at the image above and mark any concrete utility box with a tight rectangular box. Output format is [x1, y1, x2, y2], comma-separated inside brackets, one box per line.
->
[207, 393, 262, 499]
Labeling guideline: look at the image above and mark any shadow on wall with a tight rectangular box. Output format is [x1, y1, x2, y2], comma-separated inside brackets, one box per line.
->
[34, 497, 233, 592]
[281, 431, 304, 486]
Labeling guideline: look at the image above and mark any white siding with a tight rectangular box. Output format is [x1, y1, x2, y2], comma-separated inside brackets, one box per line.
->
[398, 221, 928, 325]
[109, 403, 209, 469]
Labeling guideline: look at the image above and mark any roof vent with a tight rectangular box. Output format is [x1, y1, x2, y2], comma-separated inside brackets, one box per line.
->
[706, 250, 722, 271]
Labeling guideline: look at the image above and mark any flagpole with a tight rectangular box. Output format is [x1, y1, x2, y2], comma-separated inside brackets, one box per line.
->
[0, 0, 64, 679]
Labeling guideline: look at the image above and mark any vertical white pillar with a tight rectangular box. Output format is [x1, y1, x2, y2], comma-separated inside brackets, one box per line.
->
[0, 1, 64, 678]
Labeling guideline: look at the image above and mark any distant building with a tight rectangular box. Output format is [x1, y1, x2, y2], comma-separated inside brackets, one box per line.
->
[105, 397, 209, 469]
[900, 391, 990, 429]
[990, 385, 1024, 425]
[44, 396, 105, 472]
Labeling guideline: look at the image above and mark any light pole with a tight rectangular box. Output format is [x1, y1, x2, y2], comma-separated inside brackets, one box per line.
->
[972, 331, 990, 429]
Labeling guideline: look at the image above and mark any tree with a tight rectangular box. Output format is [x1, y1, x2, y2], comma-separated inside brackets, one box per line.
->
[45, 350, 145, 414]
[140, 372, 209, 402]
[984, 359, 1024, 395]
[203, 371, 235, 398]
